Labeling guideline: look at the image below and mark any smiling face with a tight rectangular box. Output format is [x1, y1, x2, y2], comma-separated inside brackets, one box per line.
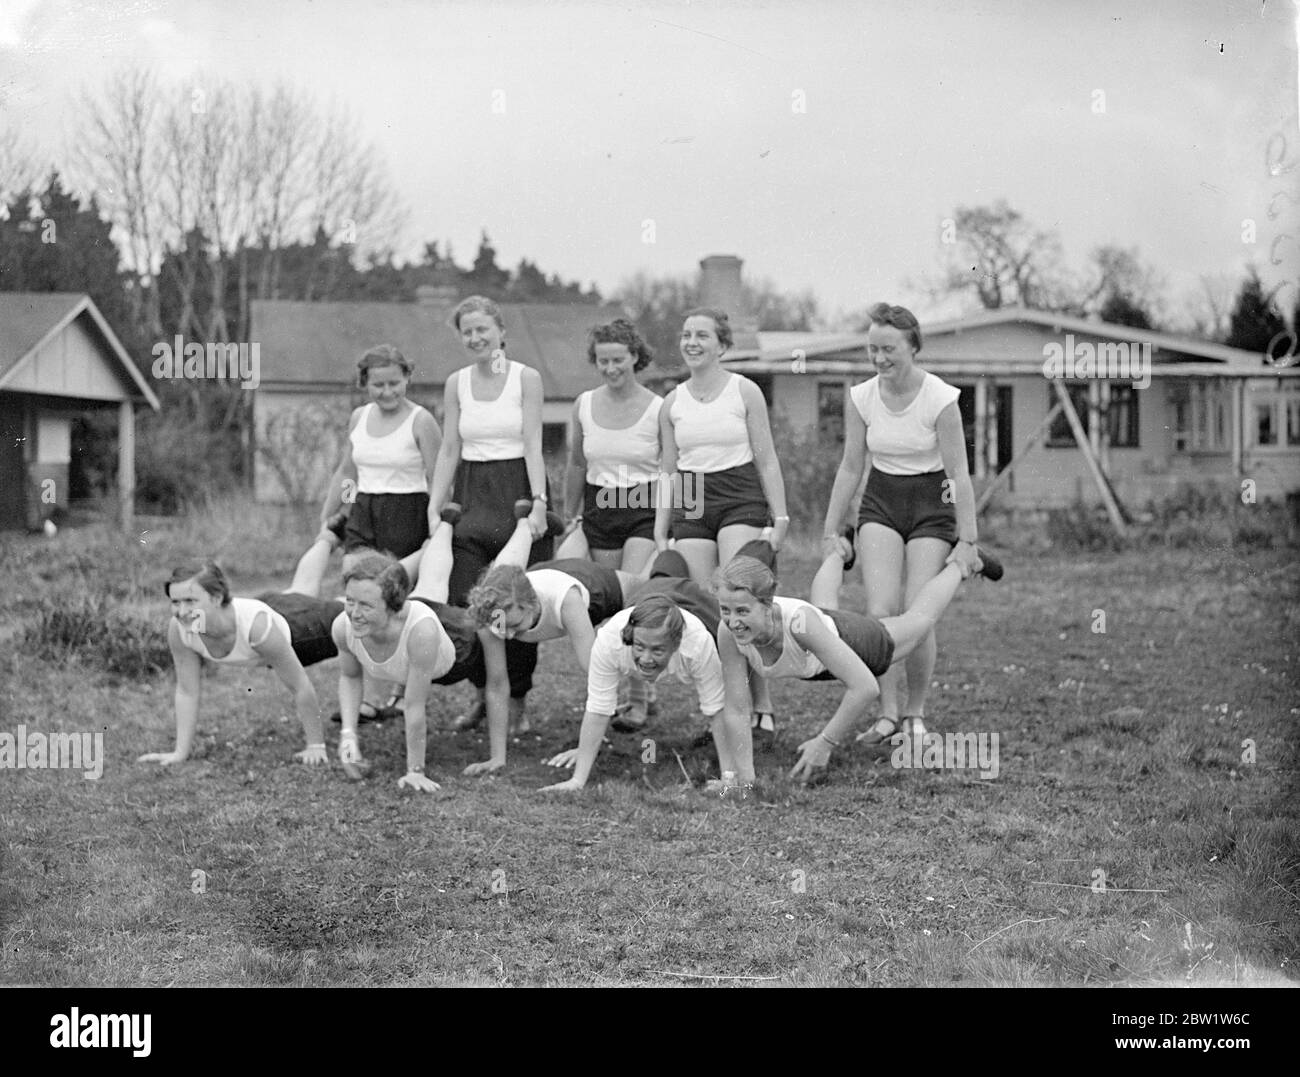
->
[365, 362, 409, 411]
[679, 315, 725, 368]
[866, 323, 916, 380]
[715, 584, 769, 645]
[168, 577, 220, 632]
[629, 622, 679, 679]
[459, 310, 505, 363]
[343, 578, 393, 638]
[594, 342, 637, 390]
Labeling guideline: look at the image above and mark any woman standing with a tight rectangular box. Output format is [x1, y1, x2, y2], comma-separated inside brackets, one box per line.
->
[819, 302, 982, 745]
[322, 345, 442, 560]
[427, 296, 554, 732]
[561, 319, 661, 575]
[654, 307, 787, 744]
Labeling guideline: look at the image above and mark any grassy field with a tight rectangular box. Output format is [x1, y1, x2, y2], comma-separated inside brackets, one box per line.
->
[1, 501, 1297, 986]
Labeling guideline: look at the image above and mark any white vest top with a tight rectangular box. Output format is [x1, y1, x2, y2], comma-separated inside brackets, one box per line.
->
[850, 372, 961, 475]
[349, 403, 431, 494]
[669, 374, 753, 472]
[341, 601, 454, 686]
[457, 361, 526, 461]
[177, 597, 291, 667]
[733, 596, 840, 680]
[578, 390, 662, 487]
[511, 568, 590, 644]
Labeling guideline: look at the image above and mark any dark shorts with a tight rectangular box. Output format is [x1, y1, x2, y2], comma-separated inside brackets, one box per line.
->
[671, 462, 770, 542]
[530, 559, 625, 624]
[805, 608, 895, 679]
[583, 482, 656, 551]
[344, 491, 430, 559]
[257, 592, 344, 667]
[410, 598, 486, 687]
[631, 577, 721, 640]
[857, 469, 957, 544]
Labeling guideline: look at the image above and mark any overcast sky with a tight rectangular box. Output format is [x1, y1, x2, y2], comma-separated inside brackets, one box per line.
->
[1, 0, 1297, 325]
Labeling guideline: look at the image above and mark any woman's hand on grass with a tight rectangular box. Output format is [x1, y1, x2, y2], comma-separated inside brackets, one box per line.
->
[294, 744, 328, 766]
[463, 757, 505, 777]
[137, 750, 186, 766]
[543, 748, 579, 769]
[788, 737, 832, 784]
[397, 771, 441, 793]
[538, 777, 584, 793]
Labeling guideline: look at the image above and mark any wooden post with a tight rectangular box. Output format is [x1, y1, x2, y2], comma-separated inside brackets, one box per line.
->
[118, 400, 135, 533]
[976, 400, 1063, 514]
[1052, 380, 1127, 535]
[1231, 379, 1243, 476]
[973, 379, 988, 480]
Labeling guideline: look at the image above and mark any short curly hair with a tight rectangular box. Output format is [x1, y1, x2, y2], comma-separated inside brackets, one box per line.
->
[712, 555, 778, 604]
[467, 564, 541, 630]
[164, 561, 231, 605]
[681, 307, 733, 350]
[342, 553, 411, 612]
[587, 318, 654, 372]
[451, 295, 506, 333]
[866, 302, 923, 353]
[357, 344, 412, 387]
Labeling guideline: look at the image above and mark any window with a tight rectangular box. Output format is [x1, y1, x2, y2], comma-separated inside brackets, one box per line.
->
[1046, 383, 1091, 447]
[817, 381, 845, 446]
[1107, 384, 1140, 448]
[1170, 382, 1231, 453]
[1249, 385, 1300, 448]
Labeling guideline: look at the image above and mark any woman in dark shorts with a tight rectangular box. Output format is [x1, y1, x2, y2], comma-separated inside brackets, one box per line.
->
[654, 308, 787, 743]
[819, 302, 983, 745]
[560, 319, 661, 574]
[139, 560, 348, 769]
[426, 296, 555, 732]
[321, 345, 442, 559]
[712, 539, 1001, 786]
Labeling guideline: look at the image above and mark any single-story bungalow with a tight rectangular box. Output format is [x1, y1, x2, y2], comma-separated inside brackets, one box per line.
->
[249, 288, 630, 502]
[723, 306, 1300, 510]
[0, 292, 160, 531]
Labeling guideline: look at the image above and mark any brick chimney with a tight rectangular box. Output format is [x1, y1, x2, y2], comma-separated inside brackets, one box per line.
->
[697, 254, 759, 352]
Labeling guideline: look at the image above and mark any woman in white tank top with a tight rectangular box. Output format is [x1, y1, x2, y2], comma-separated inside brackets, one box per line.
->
[140, 561, 339, 770]
[559, 319, 662, 575]
[426, 296, 556, 735]
[654, 308, 789, 586]
[819, 302, 983, 743]
[321, 345, 442, 559]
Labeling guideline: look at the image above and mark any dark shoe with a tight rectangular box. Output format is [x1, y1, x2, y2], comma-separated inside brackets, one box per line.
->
[325, 510, 349, 543]
[855, 716, 901, 746]
[841, 525, 857, 572]
[975, 547, 1003, 582]
[512, 498, 564, 537]
[440, 502, 462, 527]
[329, 702, 398, 725]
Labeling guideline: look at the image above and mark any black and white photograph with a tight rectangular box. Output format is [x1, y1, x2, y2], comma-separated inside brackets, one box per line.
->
[0, 0, 1296, 1023]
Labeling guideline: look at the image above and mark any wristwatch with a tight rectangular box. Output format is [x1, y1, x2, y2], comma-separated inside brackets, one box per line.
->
[532, 493, 548, 504]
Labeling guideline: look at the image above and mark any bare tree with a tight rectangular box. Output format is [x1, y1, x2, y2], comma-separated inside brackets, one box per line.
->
[0, 123, 38, 204]
[941, 200, 1071, 311]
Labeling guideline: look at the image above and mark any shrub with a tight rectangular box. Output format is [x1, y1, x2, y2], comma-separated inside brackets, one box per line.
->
[24, 594, 171, 679]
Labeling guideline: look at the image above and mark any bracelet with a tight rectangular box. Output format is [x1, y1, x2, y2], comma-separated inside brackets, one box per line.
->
[407, 765, 425, 775]
[818, 731, 842, 749]
[532, 493, 548, 504]
[340, 729, 358, 740]
[774, 515, 790, 522]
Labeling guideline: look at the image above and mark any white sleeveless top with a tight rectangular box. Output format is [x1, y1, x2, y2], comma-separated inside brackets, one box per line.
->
[578, 391, 662, 487]
[457, 361, 526, 461]
[669, 374, 752, 472]
[177, 597, 291, 667]
[340, 601, 455, 686]
[349, 403, 430, 494]
[733, 596, 840, 680]
[512, 568, 590, 644]
[850, 372, 960, 475]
